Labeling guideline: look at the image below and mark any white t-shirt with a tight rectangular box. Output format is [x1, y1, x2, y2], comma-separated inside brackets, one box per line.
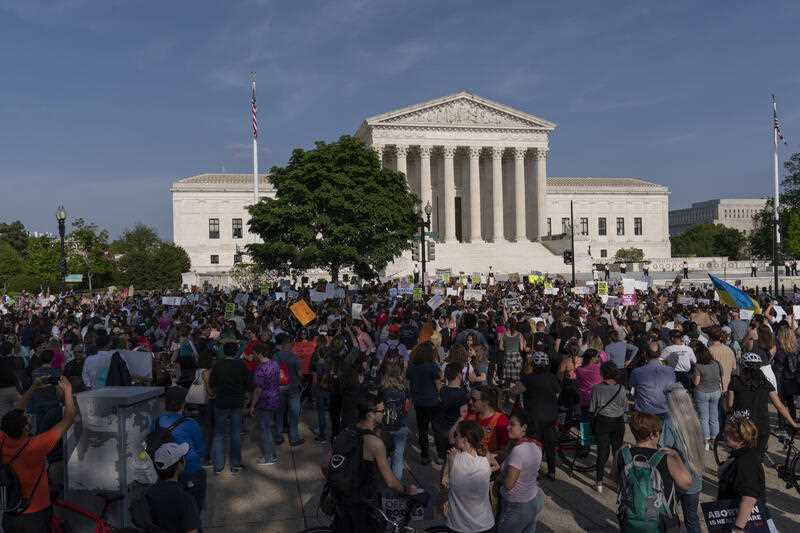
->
[447, 452, 495, 533]
[660, 344, 696, 372]
[500, 441, 542, 503]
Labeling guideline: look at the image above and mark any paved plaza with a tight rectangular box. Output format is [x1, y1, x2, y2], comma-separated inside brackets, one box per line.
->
[203, 407, 800, 532]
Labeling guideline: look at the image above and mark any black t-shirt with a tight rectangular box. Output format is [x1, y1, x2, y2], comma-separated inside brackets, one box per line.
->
[433, 386, 469, 431]
[406, 362, 441, 407]
[146, 479, 201, 533]
[616, 446, 675, 505]
[209, 358, 252, 409]
[729, 373, 775, 430]
[521, 371, 561, 422]
[718, 447, 766, 502]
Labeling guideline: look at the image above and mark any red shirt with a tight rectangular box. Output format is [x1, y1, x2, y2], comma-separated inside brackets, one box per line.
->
[465, 411, 509, 452]
[292, 340, 317, 375]
[0, 428, 60, 513]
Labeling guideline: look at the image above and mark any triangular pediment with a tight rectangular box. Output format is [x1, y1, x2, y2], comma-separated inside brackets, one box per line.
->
[364, 91, 555, 130]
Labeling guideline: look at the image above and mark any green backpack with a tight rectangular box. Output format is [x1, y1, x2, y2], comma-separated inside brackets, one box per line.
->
[617, 448, 676, 532]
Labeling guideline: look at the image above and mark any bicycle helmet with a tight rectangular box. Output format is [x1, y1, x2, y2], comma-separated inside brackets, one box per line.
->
[741, 352, 763, 368]
[531, 351, 549, 368]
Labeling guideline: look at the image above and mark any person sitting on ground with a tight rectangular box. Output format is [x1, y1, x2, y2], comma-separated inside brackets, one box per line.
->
[146, 442, 201, 533]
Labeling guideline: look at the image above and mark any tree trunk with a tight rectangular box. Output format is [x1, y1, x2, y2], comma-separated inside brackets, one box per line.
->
[330, 265, 339, 283]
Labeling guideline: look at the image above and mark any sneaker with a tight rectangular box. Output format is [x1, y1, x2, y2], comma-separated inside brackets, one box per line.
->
[257, 456, 279, 466]
[289, 438, 305, 447]
[230, 466, 243, 474]
[705, 441, 711, 451]
[596, 483, 603, 494]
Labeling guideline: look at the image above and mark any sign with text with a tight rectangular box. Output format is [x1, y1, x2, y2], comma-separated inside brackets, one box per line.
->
[224, 302, 235, 320]
[64, 274, 83, 283]
[621, 294, 638, 306]
[289, 300, 316, 326]
[427, 294, 443, 311]
[412, 288, 423, 302]
[162, 296, 186, 307]
[446, 287, 459, 297]
[351, 302, 363, 319]
[597, 281, 609, 296]
[701, 499, 774, 532]
[463, 289, 484, 301]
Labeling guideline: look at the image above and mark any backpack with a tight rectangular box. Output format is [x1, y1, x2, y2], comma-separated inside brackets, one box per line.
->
[129, 492, 168, 533]
[364, 353, 381, 389]
[617, 448, 677, 532]
[381, 390, 408, 432]
[0, 438, 44, 515]
[145, 416, 189, 461]
[323, 426, 374, 506]
[381, 343, 403, 370]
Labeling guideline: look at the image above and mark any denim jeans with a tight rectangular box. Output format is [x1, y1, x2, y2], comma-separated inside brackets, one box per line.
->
[255, 408, 278, 461]
[680, 491, 701, 533]
[315, 389, 330, 438]
[212, 407, 242, 471]
[180, 468, 207, 511]
[694, 389, 721, 440]
[276, 387, 301, 443]
[497, 490, 544, 533]
[385, 426, 409, 481]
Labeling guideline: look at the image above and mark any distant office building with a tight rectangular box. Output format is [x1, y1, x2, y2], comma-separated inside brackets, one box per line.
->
[669, 198, 767, 236]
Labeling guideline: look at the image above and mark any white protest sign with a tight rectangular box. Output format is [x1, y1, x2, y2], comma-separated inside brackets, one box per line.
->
[446, 287, 459, 297]
[351, 302, 363, 319]
[622, 279, 636, 295]
[274, 292, 286, 301]
[634, 280, 649, 292]
[427, 294, 444, 311]
[793, 305, 800, 320]
[161, 296, 185, 306]
[544, 287, 559, 295]
[739, 309, 754, 320]
[773, 305, 787, 321]
[463, 289, 484, 301]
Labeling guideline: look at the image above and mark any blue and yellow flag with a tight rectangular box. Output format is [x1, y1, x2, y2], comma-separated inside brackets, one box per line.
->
[708, 274, 761, 314]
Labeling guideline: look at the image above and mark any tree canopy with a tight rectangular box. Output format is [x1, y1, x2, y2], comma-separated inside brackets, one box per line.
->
[0, 221, 28, 256]
[247, 135, 419, 280]
[112, 224, 190, 290]
[751, 152, 800, 259]
[671, 223, 747, 260]
[614, 247, 644, 262]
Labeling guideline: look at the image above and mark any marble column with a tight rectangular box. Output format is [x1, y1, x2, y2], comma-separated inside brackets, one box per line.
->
[396, 145, 408, 177]
[491, 147, 504, 242]
[534, 148, 548, 239]
[468, 146, 482, 242]
[373, 144, 384, 169]
[514, 147, 526, 241]
[443, 146, 457, 242]
[419, 146, 432, 213]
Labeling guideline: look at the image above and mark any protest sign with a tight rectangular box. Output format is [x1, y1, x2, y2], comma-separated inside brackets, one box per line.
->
[162, 296, 185, 306]
[471, 274, 481, 285]
[389, 288, 399, 299]
[464, 289, 484, 301]
[351, 302, 363, 319]
[773, 305, 787, 321]
[274, 292, 286, 301]
[543, 287, 559, 295]
[739, 309, 754, 320]
[622, 279, 636, 295]
[398, 287, 414, 296]
[446, 287, 459, 297]
[224, 302, 235, 320]
[441, 272, 451, 284]
[289, 300, 316, 326]
[794, 305, 800, 320]
[678, 296, 695, 306]
[701, 499, 773, 532]
[621, 294, 637, 306]
[412, 288, 423, 302]
[605, 296, 620, 308]
[571, 286, 591, 295]
[427, 294, 443, 311]
[597, 281, 608, 296]
[503, 297, 522, 308]
[634, 280, 649, 292]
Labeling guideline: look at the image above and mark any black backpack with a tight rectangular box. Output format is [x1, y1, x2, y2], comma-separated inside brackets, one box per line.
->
[129, 493, 168, 533]
[0, 438, 45, 515]
[145, 416, 188, 461]
[323, 426, 373, 506]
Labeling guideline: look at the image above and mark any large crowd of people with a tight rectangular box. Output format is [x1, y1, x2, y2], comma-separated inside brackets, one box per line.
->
[0, 272, 799, 533]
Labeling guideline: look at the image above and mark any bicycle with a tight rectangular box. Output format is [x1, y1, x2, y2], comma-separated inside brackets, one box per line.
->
[713, 428, 800, 496]
[51, 492, 122, 533]
[300, 491, 450, 533]
[555, 416, 597, 475]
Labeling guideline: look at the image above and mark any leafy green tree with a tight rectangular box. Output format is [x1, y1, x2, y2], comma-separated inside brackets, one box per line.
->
[784, 209, 800, 259]
[0, 221, 29, 256]
[23, 235, 61, 289]
[113, 226, 190, 290]
[67, 218, 113, 291]
[110, 224, 161, 255]
[752, 152, 800, 259]
[0, 241, 23, 288]
[247, 135, 418, 281]
[614, 247, 644, 262]
[671, 223, 746, 259]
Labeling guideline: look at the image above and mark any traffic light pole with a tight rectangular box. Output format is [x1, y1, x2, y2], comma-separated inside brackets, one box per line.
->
[420, 210, 431, 291]
[570, 200, 576, 286]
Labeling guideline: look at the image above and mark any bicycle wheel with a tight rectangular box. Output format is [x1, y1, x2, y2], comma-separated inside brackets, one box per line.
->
[791, 452, 800, 496]
[713, 433, 731, 466]
[557, 424, 596, 473]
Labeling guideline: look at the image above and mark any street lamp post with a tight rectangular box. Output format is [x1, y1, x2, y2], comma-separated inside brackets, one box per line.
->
[570, 200, 576, 286]
[420, 202, 432, 290]
[56, 206, 67, 293]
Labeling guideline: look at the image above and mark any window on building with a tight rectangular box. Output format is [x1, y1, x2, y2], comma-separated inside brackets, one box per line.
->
[210, 254, 219, 264]
[634, 217, 643, 236]
[233, 251, 242, 264]
[208, 218, 220, 239]
[616, 217, 625, 236]
[600, 249, 607, 258]
[580, 217, 588, 236]
[546, 218, 552, 236]
[561, 217, 570, 235]
[598, 217, 607, 236]
[232, 218, 243, 239]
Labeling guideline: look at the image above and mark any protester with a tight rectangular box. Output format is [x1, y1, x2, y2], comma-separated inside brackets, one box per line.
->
[432, 362, 470, 464]
[518, 351, 560, 481]
[249, 344, 280, 465]
[273, 332, 304, 446]
[380, 364, 410, 480]
[406, 341, 442, 465]
[496, 412, 544, 533]
[589, 361, 626, 493]
[717, 415, 766, 533]
[460, 386, 509, 454]
[629, 345, 676, 418]
[146, 442, 202, 533]
[692, 342, 723, 449]
[209, 339, 251, 474]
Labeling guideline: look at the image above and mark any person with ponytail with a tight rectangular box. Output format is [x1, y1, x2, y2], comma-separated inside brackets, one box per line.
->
[442, 420, 495, 533]
[496, 411, 544, 533]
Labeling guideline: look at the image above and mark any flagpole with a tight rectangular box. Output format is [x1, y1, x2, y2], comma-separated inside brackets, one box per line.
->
[773, 95, 780, 297]
[251, 73, 259, 205]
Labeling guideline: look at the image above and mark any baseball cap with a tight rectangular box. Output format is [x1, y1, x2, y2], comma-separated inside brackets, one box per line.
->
[153, 442, 190, 471]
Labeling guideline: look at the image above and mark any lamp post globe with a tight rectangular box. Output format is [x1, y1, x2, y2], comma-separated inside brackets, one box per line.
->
[56, 206, 67, 292]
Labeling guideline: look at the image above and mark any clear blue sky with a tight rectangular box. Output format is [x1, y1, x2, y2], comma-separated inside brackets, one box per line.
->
[1, 0, 798, 239]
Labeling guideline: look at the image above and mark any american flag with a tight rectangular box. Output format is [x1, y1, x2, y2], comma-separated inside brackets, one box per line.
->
[773, 94, 786, 145]
[251, 82, 258, 139]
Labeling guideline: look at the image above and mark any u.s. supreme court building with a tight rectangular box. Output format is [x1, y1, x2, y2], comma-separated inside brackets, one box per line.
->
[172, 92, 671, 284]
